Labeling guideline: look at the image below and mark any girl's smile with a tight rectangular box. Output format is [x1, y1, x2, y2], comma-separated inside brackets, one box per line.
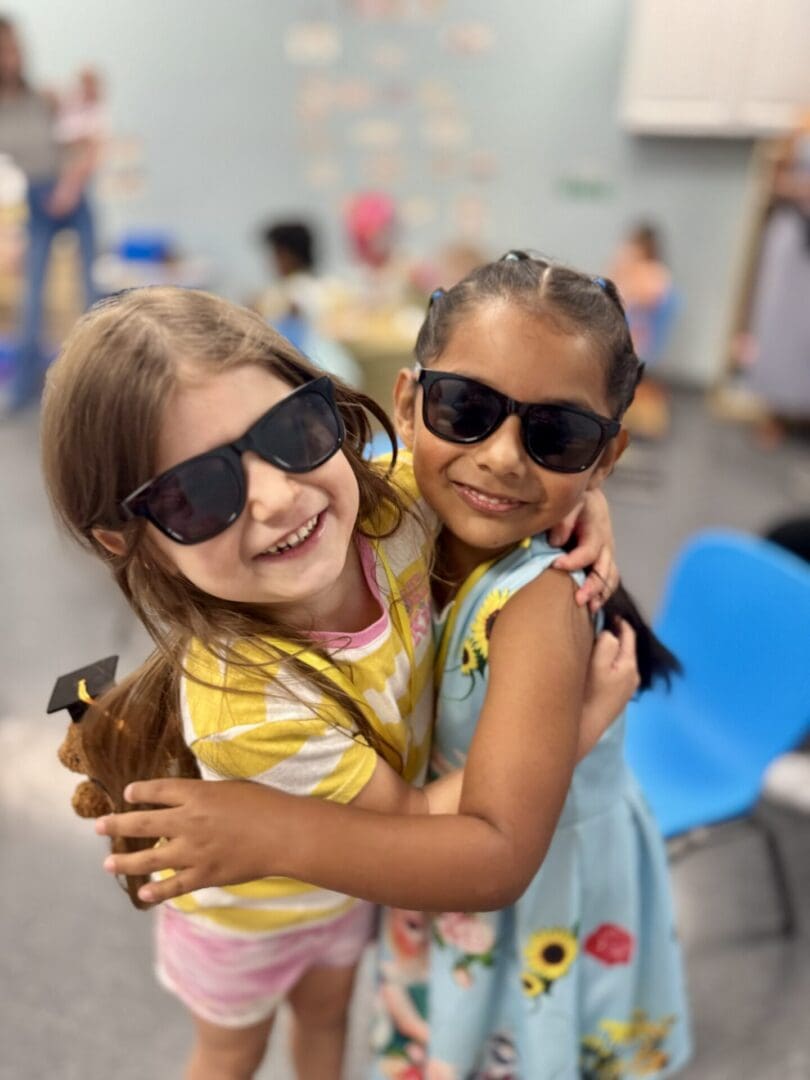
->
[450, 480, 531, 515]
[396, 299, 626, 583]
[149, 363, 365, 630]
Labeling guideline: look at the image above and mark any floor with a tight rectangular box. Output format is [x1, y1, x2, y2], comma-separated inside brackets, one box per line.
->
[2, 387, 810, 1079]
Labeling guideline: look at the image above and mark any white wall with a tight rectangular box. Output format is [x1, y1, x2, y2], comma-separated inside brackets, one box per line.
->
[9, 0, 756, 383]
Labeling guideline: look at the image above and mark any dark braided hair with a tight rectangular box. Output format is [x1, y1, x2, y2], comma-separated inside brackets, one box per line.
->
[417, 251, 679, 691]
[417, 250, 643, 419]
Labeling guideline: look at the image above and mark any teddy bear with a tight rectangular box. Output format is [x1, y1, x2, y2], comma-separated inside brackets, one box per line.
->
[57, 719, 115, 818]
[48, 656, 120, 818]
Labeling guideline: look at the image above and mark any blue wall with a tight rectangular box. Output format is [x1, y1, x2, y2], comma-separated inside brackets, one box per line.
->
[10, 0, 754, 383]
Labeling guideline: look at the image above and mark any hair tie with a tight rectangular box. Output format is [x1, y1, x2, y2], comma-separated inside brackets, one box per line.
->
[501, 250, 530, 262]
[592, 276, 608, 291]
[429, 287, 445, 308]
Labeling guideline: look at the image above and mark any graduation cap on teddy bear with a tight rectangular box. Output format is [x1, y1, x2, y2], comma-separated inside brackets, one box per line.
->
[47, 655, 119, 818]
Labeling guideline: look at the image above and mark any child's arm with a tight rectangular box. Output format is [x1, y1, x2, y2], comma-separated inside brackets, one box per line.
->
[100, 569, 593, 910]
[97, 616, 637, 896]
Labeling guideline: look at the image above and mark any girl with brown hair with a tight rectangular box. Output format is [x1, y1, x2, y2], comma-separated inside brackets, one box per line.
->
[43, 286, 628, 1079]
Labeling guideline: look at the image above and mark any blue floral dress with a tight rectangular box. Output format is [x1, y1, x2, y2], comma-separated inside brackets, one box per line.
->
[371, 536, 691, 1080]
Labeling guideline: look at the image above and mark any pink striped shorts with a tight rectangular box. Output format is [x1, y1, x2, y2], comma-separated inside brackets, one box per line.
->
[155, 900, 376, 1028]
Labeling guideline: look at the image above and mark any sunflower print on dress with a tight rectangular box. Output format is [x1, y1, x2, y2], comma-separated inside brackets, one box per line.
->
[458, 587, 512, 685]
[580, 1010, 676, 1078]
[520, 925, 579, 1000]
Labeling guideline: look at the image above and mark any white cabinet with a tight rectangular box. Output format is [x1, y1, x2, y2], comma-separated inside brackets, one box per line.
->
[621, 0, 810, 136]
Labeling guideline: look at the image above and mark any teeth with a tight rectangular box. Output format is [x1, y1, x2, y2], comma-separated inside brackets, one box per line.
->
[263, 514, 319, 555]
[464, 486, 518, 506]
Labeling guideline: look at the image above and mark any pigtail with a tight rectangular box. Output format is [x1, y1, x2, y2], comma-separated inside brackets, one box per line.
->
[602, 583, 681, 692]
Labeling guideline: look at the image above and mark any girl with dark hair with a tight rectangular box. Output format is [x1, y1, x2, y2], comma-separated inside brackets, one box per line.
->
[96, 255, 689, 1078]
[43, 285, 629, 1079]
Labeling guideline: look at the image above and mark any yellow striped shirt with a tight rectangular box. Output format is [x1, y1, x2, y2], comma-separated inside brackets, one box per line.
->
[169, 452, 434, 936]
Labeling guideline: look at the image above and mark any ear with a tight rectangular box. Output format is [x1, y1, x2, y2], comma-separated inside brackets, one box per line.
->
[91, 527, 127, 556]
[586, 428, 629, 491]
[393, 367, 418, 450]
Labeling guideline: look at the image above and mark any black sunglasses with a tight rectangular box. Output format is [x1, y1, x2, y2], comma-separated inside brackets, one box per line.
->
[415, 365, 620, 473]
[120, 376, 345, 544]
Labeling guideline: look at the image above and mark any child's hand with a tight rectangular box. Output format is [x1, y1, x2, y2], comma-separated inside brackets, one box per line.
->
[95, 778, 286, 905]
[549, 489, 618, 614]
[577, 619, 639, 760]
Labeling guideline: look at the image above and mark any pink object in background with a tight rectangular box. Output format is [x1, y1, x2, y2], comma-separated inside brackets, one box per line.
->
[345, 191, 396, 268]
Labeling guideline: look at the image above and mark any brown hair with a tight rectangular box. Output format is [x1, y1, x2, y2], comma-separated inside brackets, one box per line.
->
[42, 287, 411, 907]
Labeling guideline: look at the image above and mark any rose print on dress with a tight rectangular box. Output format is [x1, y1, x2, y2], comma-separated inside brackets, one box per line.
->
[433, 912, 496, 987]
[584, 923, 635, 966]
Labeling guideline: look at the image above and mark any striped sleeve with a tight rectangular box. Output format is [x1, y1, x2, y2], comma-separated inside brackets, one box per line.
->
[181, 653, 378, 805]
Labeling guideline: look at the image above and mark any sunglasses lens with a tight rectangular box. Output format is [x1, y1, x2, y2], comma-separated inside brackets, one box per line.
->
[256, 386, 343, 471]
[425, 378, 502, 441]
[526, 407, 605, 471]
[146, 455, 242, 543]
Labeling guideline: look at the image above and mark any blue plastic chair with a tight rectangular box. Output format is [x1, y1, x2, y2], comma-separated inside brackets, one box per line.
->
[625, 529, 810, 934]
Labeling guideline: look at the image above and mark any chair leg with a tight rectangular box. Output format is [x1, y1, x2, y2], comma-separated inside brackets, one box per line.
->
[744, 813, 797, 938]
[667, 815, 797, 938]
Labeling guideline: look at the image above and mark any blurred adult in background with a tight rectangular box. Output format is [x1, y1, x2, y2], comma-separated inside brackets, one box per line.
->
[746, 111, 810, 447]
[0, 16, 99, 411]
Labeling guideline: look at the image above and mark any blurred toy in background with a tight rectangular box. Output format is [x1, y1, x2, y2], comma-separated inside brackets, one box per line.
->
[744, 110, 810, 448]
[608, 221, 680, 440]
[345, 190, 397, 270]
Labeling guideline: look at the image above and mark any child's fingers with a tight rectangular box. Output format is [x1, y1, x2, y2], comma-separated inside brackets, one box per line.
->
[103, 839, 182, 878]
[137, 872, 196, 905]
[554, 538, 600, 573]
[95, 807, 176, 840]
[123, 778, 199, 807]
[592, 546, 617, 596]
[590, 627, 621, 669]
[611, 619, 641, 689]
[613, 618, 637, 665]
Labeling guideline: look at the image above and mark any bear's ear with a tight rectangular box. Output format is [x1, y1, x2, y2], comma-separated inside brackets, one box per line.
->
[71, 779, 113, 819]
[47, 655, 119, 722]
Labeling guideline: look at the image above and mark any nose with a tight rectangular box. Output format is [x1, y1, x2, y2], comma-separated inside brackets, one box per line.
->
[472, 415, 527, 478]
[242, 452, 301, 522]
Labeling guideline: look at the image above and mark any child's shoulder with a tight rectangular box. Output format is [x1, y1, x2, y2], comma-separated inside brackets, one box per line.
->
[479, 534, 585, 603]
[183, 636, 283, 693]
